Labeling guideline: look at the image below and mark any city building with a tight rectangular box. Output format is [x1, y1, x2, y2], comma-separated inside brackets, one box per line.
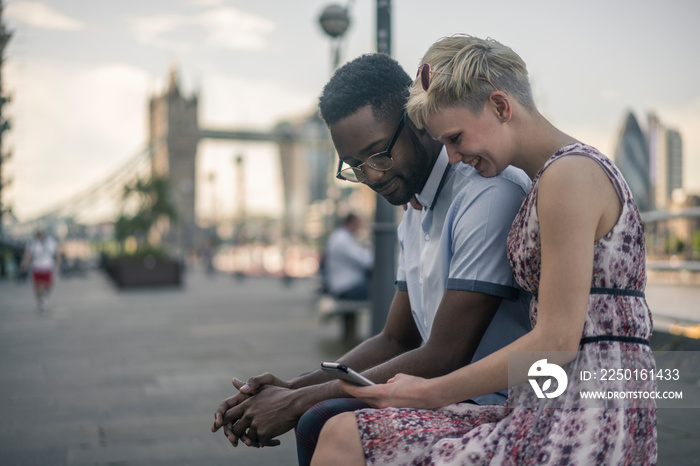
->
[614, 110, 684, 213]
[667, 129, 684, 203]
[614, 111, 651, 211]
[146, 66, 376, 268]
[648, 113, 684, 210]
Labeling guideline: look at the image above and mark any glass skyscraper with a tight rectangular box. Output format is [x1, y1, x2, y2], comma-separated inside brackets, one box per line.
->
[614, 112, 651, 212]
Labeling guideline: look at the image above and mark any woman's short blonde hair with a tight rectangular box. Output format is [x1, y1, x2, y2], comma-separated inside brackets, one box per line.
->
[406, 35, 535, 129]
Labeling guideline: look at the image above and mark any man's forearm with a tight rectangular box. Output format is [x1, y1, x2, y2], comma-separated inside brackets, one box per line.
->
[284, 342, 435, 419]
[337, 331, 409, 372]
[361, 339, 476, 386]
[288, 331, 408, 390]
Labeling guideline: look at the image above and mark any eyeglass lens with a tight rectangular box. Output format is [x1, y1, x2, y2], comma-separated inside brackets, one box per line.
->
[343, 150, 393, 183]
[338, 113, 405, 183]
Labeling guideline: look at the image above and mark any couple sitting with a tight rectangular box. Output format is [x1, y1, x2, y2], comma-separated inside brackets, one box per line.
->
[214, 35, 656, 466]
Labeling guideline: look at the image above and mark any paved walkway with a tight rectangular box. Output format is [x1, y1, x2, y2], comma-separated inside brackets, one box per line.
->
[0, 270, 356, 465]
[0, 270, 698, 465]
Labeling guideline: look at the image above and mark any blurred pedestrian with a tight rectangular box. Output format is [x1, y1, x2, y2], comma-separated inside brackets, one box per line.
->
[20, 229, 60, 312]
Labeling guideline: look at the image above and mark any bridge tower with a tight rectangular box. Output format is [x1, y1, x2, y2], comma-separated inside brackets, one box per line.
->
[146, 65, 346, 261]
[148, 67, 199, 253]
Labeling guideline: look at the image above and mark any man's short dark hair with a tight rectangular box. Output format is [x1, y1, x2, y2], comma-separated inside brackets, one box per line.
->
[318, 53, 412, 126]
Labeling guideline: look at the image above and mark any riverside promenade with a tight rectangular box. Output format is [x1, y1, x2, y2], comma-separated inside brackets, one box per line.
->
[1, 268, 698, 465]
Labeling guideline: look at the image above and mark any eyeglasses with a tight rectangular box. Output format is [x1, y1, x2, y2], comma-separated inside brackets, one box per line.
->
[416, 63, 500, 92]
[336, 111, 406, 183]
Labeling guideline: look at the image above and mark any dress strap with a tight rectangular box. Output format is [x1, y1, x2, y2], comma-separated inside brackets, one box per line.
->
[580, 335, 650, 346]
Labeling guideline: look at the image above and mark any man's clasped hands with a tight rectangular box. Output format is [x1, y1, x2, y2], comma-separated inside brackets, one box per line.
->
[211, 373, 298, 448]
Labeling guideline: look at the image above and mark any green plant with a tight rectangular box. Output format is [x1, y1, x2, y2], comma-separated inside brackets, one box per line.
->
[114, 175, 177, 255]
[692, 230, 700, 259]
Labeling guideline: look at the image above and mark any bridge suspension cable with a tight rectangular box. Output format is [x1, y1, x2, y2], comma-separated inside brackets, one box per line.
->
[17, 139, 164, 232]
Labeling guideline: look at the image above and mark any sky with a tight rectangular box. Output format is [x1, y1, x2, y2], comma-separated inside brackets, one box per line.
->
[3, 0, 700, 224]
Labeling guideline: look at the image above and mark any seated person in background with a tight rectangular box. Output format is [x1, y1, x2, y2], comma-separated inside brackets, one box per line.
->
[323, 213, 373, 300]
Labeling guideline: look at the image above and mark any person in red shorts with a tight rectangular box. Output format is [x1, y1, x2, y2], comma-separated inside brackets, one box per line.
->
[20, 229, 60, 312]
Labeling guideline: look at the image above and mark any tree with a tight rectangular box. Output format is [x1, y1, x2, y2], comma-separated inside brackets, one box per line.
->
[692, 230, 700, 260]
[115, 175, 177, 254]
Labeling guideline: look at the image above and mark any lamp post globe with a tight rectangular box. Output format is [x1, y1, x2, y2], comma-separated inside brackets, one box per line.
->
[318, 4, 349, 38]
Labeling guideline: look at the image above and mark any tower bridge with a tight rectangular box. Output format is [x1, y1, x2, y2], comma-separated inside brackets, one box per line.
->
[7, 68, 335, 254]
[148, 67, 332, 253]
[6, 68, 700, 265]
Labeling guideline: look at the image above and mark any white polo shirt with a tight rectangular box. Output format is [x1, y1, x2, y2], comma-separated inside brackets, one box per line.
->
[396, 148, 531, 404]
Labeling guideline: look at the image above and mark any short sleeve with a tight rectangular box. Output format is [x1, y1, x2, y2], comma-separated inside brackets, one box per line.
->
[446, 178, 526, 301]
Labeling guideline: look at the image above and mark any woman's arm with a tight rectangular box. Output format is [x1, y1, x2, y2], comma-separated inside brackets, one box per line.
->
[343, 156, 622, 409]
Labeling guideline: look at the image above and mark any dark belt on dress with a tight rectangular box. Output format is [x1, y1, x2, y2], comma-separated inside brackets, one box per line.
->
[589, 287, 645, 298]
[579, 286, 650, 346]
[528, 286, 646, 300]
[528, 286, 648, 346]
[579, 335, 650, 346]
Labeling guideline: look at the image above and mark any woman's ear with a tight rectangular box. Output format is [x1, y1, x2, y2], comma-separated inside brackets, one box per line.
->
[490, 92, 512, 122]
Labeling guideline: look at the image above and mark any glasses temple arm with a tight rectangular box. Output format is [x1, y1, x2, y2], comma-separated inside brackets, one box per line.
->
[335, 157, 346, 180]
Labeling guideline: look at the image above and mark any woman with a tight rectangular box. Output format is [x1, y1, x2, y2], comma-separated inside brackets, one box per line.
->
[311, 35, 656, 465]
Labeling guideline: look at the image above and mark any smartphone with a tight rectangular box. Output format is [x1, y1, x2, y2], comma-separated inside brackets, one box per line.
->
[321, 362, 375, 386]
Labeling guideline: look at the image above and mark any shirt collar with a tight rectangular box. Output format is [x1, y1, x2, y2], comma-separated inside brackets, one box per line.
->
[414, 147, 450, 210]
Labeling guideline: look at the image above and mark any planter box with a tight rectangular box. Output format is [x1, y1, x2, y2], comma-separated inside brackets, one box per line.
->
[104, 257, 182, 289]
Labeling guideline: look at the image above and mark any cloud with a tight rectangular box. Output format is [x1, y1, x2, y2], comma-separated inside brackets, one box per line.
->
[5, 60, 151, 220]
[4, 1, 85, 31]
[128, 14, 186, 49]
[194, 8, 275, 50]
[127, 7, 275, 51]
[199, 72, 316, 129]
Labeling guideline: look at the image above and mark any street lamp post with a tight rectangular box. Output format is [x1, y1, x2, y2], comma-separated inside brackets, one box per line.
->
[233, 155, 247, 280]
[318, 4, 350, 71]
[319, 1, 396, 337]
[369, 0, 397, 336]
[208, 172, 217, 227]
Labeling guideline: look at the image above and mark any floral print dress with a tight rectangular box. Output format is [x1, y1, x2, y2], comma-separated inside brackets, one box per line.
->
[353, 143, 657, 465]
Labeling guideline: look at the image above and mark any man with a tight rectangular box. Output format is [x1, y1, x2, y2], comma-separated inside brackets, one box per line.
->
[211, 53, 531, 464]
[20, 229, 60, 312]
[322, 213, 373, 300]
